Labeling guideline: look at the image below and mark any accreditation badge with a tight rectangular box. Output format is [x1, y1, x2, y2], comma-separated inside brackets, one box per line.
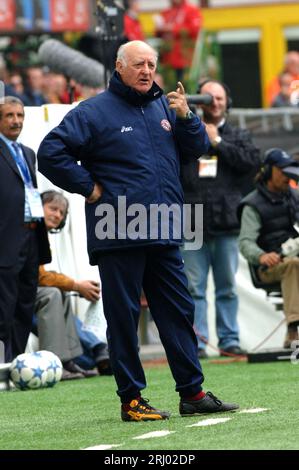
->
[198, 156, 218, 178]
[27, 187, 44, 218]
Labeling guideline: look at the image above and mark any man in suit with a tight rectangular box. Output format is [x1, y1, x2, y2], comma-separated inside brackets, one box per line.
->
[0, 96, 50, 362]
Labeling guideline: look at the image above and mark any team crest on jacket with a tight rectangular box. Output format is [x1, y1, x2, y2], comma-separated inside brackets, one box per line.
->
[161, 119, 171, 131]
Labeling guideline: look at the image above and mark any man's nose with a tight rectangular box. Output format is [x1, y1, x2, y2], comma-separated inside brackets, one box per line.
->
[142, 64, 150, 73]
[12, 115, 22, 124]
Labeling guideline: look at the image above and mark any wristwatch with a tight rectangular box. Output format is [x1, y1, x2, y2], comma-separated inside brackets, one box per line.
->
[185, 109, 195, 120]
[211, 136, 222, 147]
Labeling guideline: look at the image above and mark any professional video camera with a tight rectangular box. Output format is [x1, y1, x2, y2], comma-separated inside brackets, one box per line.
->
[95, 0, 125, 85]
[95, 0, 124, 41]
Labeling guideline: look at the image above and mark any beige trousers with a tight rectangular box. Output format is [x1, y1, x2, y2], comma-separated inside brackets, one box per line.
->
[259, 257, 299, 325]
[35, 286, 83, 362]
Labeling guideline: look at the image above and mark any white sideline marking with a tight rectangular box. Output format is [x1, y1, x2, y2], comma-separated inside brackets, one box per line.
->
[83, 408, 268, 449]
[133, 430, 175, 440]
[239, 408, 269, 414]
[186, 417, 231, 427]
[84, 444, 122, 450]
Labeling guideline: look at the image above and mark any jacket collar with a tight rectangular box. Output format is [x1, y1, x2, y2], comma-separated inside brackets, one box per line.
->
[257, 181, 290, 204]
[108, 71, 163, 106]
[0, 137, 20, 177]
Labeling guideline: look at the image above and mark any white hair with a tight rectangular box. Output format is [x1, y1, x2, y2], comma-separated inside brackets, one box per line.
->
[116, 41, 158, 66]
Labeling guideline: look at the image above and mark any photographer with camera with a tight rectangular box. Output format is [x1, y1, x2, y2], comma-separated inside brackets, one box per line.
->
[181, 79, 260, 358]
[238, 148, 299, 348]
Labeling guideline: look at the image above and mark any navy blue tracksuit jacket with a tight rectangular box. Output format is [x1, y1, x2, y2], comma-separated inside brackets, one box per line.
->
[38, 73, 209, 262]
[37, 72, 210, 402]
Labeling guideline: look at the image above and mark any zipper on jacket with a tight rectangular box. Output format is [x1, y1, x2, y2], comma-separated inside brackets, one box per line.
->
[139, 105, 163, 202]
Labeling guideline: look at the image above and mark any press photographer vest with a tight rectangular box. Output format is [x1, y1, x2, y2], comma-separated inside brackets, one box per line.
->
[239, 184, 299, 253]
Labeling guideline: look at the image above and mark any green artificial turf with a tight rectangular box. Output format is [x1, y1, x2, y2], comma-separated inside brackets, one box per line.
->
[0, 359, 298, 450]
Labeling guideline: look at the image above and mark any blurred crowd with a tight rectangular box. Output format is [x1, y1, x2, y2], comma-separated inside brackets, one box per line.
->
[268, 50, 299, 108]
[2, 64, 102, 106]
[1, 0, 298, 109]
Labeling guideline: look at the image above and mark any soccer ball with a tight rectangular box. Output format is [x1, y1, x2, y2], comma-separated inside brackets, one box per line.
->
[9, 351, 63, 390]
[35, 350, 63, 387]
[9, 352, 49, 390]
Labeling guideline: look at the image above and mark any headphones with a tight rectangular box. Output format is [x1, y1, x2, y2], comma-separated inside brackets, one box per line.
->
[261, 163, 272, 182]
[41, 190, 69, 231]
[197, 79, 233, 111]
[261, 148, 278, 182]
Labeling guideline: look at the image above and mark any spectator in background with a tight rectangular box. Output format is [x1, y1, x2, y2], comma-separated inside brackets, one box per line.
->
[124, 0, 145, 41]
[59, 78, 102, 104]
[267, 51, 299, 107]
[153, 72, 165, 90]
[8, 71, 25, 97]
[4, 71, 27, 103]
[23, 66, 47, 106]
[271, 72, 299, 107]
[181, 79, 261, 358]
[35, 190, 111, 378]
[0, 96, 50, 362]
[238, 148, 299, 349]
[42, 71, 67, 104]
[154, 0, 202, 83]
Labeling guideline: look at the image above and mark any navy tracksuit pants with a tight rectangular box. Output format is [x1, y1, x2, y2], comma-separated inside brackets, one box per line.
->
[98, 245, 204, 403]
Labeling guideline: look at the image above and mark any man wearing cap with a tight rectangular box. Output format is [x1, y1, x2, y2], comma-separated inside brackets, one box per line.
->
[238, 148, 299, 348]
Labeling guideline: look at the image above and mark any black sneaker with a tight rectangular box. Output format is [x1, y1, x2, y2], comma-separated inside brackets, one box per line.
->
[180, 391, 239, 416]
[121, 397, 171, 422]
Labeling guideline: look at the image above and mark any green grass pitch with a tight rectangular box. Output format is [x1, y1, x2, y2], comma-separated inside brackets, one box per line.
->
[1, 359, 298, 450]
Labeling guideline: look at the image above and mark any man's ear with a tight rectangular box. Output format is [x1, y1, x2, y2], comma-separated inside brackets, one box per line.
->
[115, 60, 122, 73]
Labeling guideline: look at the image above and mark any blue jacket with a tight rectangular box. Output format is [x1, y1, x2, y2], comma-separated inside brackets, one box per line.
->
[38, 72, 209, 264]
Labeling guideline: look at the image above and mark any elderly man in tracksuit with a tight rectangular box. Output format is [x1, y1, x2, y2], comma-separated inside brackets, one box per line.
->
[37, 40, 238, 421]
